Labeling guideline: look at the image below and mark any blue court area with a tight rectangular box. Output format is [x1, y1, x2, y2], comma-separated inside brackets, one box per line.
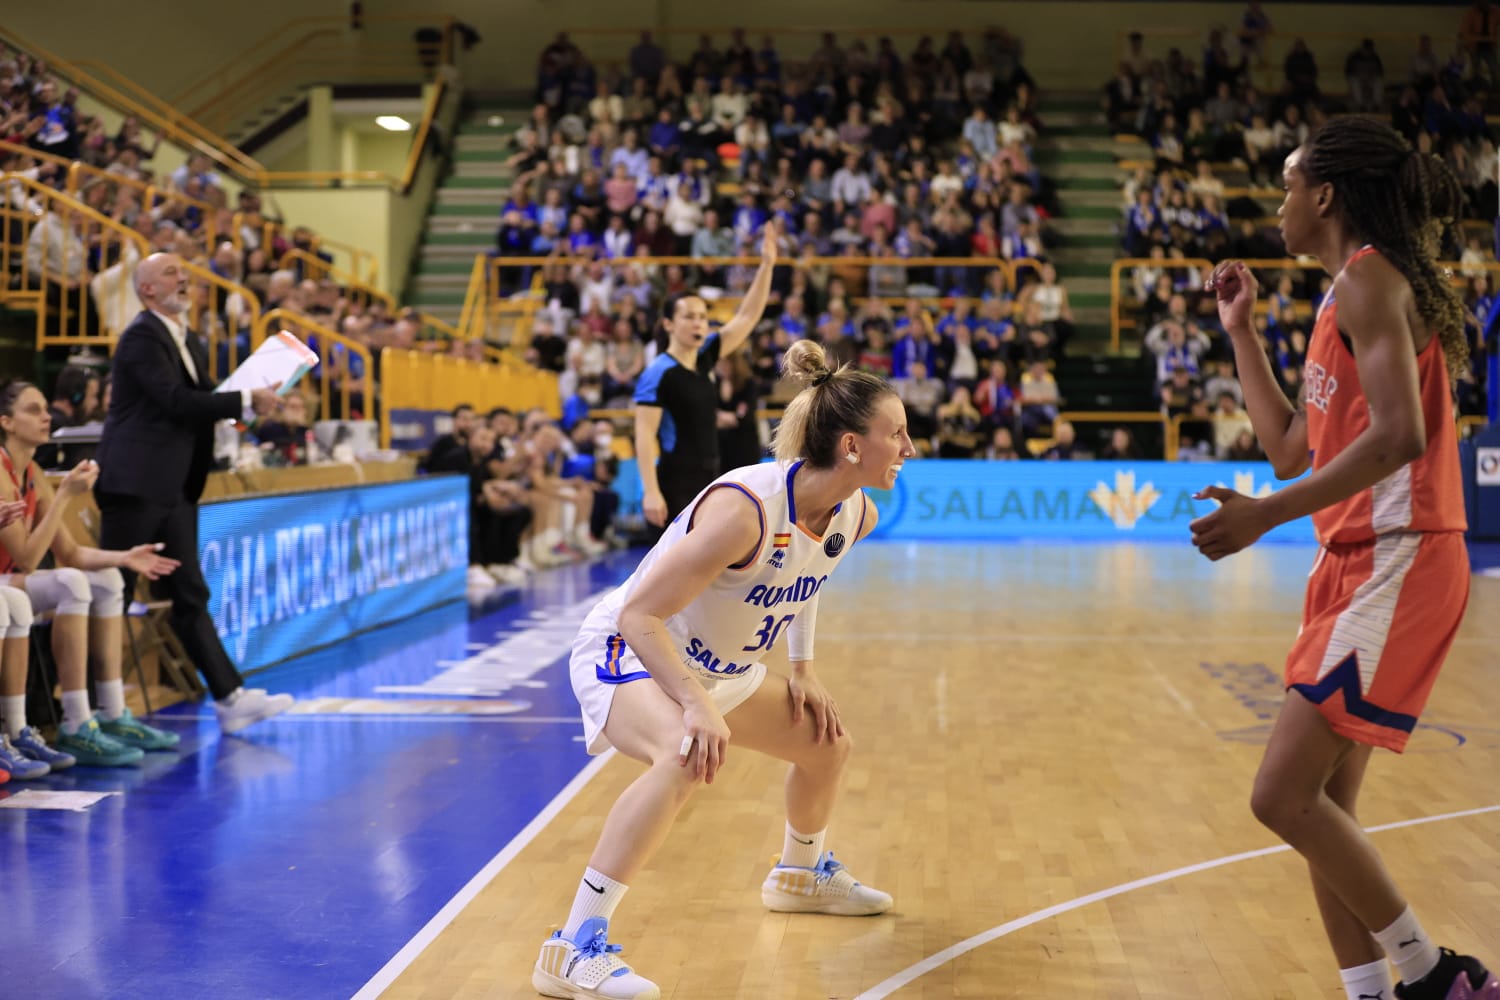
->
[1, 552, 640, 1000]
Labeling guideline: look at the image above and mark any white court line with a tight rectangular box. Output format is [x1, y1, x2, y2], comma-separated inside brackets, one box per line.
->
[167, 713, 581, 724]
[853, 803, 1500, 999]
[820, 632, 1492, 646]
[1140, 654, 1211, 731]
[351, 750, 616, 1000]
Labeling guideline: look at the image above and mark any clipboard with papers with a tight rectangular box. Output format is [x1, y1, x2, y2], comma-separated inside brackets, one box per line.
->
[218, 331, 320, 396]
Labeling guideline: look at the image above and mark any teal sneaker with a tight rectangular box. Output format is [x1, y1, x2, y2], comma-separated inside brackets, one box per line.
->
[54, 718, 145, 767]
[99, 709, 181, 751]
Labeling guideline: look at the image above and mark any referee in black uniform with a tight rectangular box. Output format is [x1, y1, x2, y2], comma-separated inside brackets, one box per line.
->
[634, 225, 779, 528]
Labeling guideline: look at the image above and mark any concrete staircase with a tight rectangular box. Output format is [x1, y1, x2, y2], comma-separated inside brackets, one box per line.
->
[408, 101, 526, 326]
[1034, 92, 1158, 418]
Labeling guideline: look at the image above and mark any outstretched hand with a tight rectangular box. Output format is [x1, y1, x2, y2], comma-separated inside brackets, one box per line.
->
[1190, 485, 1270, 561]
[121, 543, 181, 580]
[761, 222, 779, 264]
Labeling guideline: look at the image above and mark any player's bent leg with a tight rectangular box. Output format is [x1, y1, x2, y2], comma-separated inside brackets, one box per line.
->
[532, 679, 692, 1000]
[725, 671, 891, 917]
[1251, 691, 1406, 933]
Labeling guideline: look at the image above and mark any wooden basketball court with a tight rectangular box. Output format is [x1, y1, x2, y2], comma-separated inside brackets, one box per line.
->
[379, 541, 1500, 1000]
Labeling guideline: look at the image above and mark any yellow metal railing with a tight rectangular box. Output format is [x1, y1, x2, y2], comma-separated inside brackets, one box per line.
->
[2, 21, 455, 194]
[0, 174, 147, 350]
[1111, 257, 1500, 352]
[173, 15, 459, 138]
[0, 140, 226, 248]
[254, 308, 373, 424]
[455, 254, 490, 343]
[377, 347, 561, 447]
[0, 173, 261, 361]
[1050, 411, 1174, 458]
[1458, 415, 1490, 439]
[475, 253, 1036, 340]
[1110, 257, 1217, 352]
[277, 248, 396, 313]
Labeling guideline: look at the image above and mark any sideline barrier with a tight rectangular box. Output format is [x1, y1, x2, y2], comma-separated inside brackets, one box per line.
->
[198, 475, 467, 674]
[613, 458, 1315, 543]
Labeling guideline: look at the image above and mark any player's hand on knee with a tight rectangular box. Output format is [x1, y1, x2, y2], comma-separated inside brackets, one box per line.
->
[788, 668, 843, 744]
[679, 699, 730, 784]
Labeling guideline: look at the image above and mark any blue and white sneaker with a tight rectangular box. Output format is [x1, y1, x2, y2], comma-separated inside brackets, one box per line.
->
[12, 726, 75, 771]
[761, 851, 894, 915]
[532, 917, 660, 1000]
[0, 732, 50, 780]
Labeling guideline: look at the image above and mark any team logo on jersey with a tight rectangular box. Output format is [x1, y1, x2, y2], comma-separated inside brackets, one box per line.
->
[766, 548, 786, 569]
[1304, 361, 1338, 413]
[823, 532, 846, 557]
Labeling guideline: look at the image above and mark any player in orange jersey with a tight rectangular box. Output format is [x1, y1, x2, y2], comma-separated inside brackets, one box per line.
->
[1193, 118, 1498, 1000]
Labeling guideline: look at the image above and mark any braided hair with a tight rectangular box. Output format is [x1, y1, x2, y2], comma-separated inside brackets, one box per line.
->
[1299, 117, 1470, 381]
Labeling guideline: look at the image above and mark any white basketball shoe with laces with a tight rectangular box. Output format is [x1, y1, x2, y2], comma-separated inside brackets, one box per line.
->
[532, 917, 660, 1000]
[761, 851, 893, 915]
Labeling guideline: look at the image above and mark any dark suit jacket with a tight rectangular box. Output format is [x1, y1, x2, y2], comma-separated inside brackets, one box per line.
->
[95, 310, 242, 504]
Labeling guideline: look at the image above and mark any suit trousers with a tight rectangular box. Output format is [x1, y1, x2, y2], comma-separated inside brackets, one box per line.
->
[95, 489, 244, 700]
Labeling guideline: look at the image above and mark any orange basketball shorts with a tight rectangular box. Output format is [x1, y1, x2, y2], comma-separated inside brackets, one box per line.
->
[1285, 531, 1470, 752]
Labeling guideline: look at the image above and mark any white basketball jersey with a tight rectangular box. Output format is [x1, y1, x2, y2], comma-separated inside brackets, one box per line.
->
[595, 461, 869, 680]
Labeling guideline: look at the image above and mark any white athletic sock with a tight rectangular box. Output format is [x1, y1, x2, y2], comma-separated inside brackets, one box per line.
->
[61, 689, 93, 733]
[97, 679, 126, 721]
[780, 823, 826, 869]
[1340, 958, 1394, 1000]
[1373, 906, 1441, 985]
[562, 867, 628, 941]
[0, 694, 25, 738]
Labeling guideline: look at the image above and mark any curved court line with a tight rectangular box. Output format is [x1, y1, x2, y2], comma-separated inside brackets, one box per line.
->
[352, 749, 616, 999]
[854, 803, 1500, 1000]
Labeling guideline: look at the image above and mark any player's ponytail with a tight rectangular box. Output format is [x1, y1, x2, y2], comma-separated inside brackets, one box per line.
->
[772, 341, 895, 466]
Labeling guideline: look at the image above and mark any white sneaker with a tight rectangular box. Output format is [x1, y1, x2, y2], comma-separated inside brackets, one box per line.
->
[761, 851, 893, 916]
[487, 563, 528, 584]
[216, 688, 295, 735]
[532, 918, 660, 1000]
[571, 532, 608, 556]
[467, 565, 499, 588]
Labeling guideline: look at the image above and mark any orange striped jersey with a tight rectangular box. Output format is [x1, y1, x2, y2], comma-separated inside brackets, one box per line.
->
[1303, 245, 1467, 544]
[593, 461, 868, 680]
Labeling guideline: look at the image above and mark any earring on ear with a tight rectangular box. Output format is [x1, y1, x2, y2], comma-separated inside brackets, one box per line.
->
[845, 453, 859, 465]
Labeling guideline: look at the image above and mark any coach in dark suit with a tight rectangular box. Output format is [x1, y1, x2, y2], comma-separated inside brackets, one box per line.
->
[95, 252, 294, 734]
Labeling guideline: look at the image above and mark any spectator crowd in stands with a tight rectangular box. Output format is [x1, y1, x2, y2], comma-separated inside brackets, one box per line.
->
[1104, 2, 1494, 454]
[494, 27, 1135, 464]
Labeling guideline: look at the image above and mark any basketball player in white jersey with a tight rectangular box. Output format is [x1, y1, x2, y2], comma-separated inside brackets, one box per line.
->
[532, 341, 915, 1000]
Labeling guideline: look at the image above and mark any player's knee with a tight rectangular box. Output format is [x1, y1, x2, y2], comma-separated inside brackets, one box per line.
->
[0, 587, 22, 641]
[650, 756, 706, 798]
[53, 568, 92, 616]
[88, 568, 126, 617]
[1248, 773, 1303, 835]
[1, 587, 33, 637]
[801, 725, 853, 772]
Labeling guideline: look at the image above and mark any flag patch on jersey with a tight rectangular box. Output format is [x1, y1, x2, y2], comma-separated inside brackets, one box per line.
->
[772, 532, 792, 548]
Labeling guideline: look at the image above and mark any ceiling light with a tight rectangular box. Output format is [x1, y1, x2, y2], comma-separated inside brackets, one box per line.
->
[375, 115, 411, 131]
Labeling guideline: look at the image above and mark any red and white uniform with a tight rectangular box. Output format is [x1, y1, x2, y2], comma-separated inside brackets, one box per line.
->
[1286, 246, 1469, 751]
